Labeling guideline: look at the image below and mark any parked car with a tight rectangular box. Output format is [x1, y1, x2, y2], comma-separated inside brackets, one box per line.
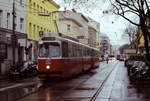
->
[129, 61, 149, 82]
[125, 55, 145, 67]
[8, 61, 38, 78]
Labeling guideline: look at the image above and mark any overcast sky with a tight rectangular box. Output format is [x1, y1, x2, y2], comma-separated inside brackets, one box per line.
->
[54, 0, 131, 46]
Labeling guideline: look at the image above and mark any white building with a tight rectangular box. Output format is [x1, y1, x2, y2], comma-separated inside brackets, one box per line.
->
[87, 17, 101, 49]
[0, 0, 26, 74]
[58, 10, 89, 45]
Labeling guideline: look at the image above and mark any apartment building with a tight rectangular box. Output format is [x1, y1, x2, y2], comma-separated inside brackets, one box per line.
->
[58, 10, 89, 45]
[0, 0, 26, 74]
[88, 17, 101, 49]
[26, 0, 59, 61]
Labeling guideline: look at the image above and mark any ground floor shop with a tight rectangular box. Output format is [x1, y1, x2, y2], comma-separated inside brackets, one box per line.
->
[0, 28, 27, 75]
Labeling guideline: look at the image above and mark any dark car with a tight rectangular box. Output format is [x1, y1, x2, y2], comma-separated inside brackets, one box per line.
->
[129, 61, 149, 81]
[125, 55, 145, 74]
[8, 61, 38, 78]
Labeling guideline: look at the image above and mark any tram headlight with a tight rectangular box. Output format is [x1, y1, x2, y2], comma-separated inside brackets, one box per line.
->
[46, 65, 50, 70]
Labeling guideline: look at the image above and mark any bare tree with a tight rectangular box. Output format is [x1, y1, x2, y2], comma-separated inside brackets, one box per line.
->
[124, 24, 137, 46]
[109, 0, 150, 61]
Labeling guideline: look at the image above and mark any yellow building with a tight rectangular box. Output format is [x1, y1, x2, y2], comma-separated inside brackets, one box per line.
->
[137, 26, 145, 55]
[26, 0, 59, 61]
[138, 26, 144, 47]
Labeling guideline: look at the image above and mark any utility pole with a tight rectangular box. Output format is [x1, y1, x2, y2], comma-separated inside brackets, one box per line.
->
[12, 1, 16, 66]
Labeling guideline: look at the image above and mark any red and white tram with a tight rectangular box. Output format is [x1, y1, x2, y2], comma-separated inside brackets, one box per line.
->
[38, 32, 100, 78]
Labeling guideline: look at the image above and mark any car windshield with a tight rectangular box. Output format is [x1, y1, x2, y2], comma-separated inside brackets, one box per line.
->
[39, 42, 60, 58]
[133, 61, 141, 67]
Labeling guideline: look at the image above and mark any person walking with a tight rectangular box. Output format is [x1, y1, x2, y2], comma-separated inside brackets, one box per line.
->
[106, 57, 109, 64]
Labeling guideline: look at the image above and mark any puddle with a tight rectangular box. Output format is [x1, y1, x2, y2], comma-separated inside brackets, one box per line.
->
[0, 81, 43, 101]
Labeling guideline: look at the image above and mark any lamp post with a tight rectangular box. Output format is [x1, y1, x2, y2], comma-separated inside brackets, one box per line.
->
[12, 1, 16, 66]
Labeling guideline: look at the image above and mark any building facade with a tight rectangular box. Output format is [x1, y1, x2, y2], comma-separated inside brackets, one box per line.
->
[26, 0, 59, 61]
[100, 34, 111, 56]
[0, 0, 26, 74]
[88, 26, 97, 48]
[58, 10, 89, 45]
[87, 17, 101, 49]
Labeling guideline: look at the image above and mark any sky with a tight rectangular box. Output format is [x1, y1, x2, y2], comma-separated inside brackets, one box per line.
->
[54, 0, 131, 46]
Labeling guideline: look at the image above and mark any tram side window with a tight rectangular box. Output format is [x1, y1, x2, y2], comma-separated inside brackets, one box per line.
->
[84, 47, 86, 56]
[72, 44, 77, 57]
[86, 48, 88, 56]
[77, 46, 81, 57]
[75, 44, 77, 57]
[68, 43, 72, 57]
[91, 49, 94, 57]
[62, 41, 68, 57]
[72, 45, 75, 57]
[79, 46, 82, 57]
[71, 44, 74, 57]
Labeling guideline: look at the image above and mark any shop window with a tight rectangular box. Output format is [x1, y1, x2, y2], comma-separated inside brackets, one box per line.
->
[0, 44, 7, 59]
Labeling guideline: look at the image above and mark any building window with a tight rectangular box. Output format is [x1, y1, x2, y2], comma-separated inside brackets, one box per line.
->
[40, 7, 42, 13]
[67, 24, 71, 31]
[20, 18, 24, 31]
[33, 24, 36, 38]
[7, 13, 10, 28]
[29, 0, 32, 13]
[37, 26, 39, 37]
[33, 2, 36, 15]
[0, 44, 7, 59]
[20, 0, 22, 5]
[29, 23, 32, 37]
[0, 10, 3, 27]
[37, 5, 39, 12]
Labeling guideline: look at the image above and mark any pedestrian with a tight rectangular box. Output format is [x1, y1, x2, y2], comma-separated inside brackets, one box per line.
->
[106, 57, 109, 64]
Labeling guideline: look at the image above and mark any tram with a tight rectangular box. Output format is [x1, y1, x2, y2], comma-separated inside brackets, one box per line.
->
[38, 32, 100, 78]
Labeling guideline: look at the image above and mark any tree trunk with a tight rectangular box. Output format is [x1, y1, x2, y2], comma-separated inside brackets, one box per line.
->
[141, 26, 150, 61]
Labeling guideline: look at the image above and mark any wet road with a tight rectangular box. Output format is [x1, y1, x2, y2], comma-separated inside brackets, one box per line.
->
[1, 61, 150, 101]
[18, 61, 118, 101]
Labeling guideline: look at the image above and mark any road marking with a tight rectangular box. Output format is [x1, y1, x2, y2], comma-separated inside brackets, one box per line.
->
[0, 82, 38, 91]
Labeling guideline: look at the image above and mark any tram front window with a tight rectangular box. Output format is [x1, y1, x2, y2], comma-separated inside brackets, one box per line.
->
[39, 42, 60, 58]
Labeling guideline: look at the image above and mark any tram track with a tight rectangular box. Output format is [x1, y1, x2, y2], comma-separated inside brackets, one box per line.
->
[90, 61, 118, 101]
[44, 61, 118, 101]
